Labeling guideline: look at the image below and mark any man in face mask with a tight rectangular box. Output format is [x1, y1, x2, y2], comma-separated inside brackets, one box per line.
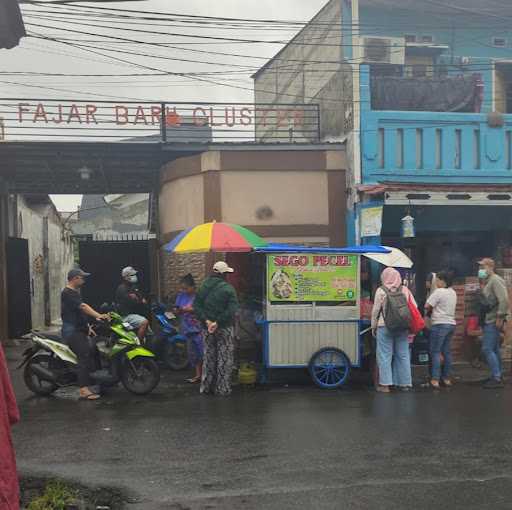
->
[478, 258, 509, 389]
[115, 266, 149, 341]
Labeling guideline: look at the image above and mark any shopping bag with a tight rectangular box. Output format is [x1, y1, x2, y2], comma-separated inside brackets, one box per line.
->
[408, 296, 425, 335]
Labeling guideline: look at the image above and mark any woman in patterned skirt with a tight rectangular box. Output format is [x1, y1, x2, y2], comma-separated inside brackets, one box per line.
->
[195, 261, 239, 396]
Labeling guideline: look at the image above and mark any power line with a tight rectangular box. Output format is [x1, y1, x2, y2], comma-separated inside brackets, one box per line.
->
[24, 1, 512, 28]
[24, 18, 349, 47]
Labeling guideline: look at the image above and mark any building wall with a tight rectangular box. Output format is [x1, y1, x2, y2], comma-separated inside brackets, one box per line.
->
[159, 173, 204, 234]
[72, 194, 150, 240]
[359, 3, 512, 61]
[16, 196, 74, 329]
[220, 171, 329, 226]
[158, 148, 347, 297]
[358, 4, 504, 115]
[253, 0, 352, 142]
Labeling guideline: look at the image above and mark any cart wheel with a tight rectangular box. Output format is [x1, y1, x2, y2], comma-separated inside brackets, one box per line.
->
[309, 347, 350, 389]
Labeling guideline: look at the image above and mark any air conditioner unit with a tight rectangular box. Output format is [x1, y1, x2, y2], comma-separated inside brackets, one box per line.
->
[362, 36, 405, 65]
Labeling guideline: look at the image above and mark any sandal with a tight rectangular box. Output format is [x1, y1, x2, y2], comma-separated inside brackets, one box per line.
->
[186, 377, 201, 384]
[79, 393, 100, 401]
[441, 379, 453, 387]
[429, 380, 440, 390]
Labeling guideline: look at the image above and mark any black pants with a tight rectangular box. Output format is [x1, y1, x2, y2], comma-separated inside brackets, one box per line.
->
[68, 331, 94, 388]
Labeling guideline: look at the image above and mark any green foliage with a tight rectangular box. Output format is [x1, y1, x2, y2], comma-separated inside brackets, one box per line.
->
[27, 481, 77, 510]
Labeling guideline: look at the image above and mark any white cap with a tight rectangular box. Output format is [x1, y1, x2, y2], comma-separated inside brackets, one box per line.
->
[122, 266, 137, 278]
[213, 261, 234, 274]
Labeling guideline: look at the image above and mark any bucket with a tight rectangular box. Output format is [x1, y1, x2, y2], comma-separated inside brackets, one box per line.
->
[238, 363, 257, 385]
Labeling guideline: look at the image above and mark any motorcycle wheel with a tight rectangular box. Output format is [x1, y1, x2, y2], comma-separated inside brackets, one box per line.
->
[23, 354, 59, 396]
[164, 341, 189, 371]
[121, 357, 160, 395]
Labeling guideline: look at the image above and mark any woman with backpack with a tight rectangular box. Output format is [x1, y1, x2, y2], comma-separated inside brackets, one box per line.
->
[371, 267, 416, 393]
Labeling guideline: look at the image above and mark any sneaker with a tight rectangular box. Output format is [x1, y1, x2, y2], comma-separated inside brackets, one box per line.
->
[483, 378, 505, 389]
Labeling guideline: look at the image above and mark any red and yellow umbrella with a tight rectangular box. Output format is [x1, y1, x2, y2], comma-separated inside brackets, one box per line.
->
[163, 222, 267, 253]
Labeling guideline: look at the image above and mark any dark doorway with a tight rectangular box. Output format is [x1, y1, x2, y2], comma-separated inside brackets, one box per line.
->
[7, 237, 32, 337]
[78, 240, 151, 310]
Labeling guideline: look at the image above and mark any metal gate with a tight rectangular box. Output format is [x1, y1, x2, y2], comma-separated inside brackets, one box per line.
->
[7, 237, 32, 338]
[78, 239, 152, 311]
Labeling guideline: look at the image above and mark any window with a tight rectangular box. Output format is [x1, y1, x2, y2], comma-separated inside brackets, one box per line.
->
[421, 35, 434, 44]
[404, 55, 434, 78]
[404, 34, 417, 43]
[412, 65, 428, 78]
[493, 37, 507, 48]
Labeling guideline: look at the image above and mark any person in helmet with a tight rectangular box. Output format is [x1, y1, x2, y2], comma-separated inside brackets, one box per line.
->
[115, 266, 149, 342]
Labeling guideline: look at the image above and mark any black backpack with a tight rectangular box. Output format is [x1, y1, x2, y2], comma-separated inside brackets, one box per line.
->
[380, 286, 411, 333]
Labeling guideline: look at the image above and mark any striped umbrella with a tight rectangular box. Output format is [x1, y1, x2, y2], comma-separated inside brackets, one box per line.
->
[163, 222, 267, 253]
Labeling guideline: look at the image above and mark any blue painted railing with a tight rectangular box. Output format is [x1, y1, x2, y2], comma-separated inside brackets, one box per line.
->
[360, 66, 512, 184]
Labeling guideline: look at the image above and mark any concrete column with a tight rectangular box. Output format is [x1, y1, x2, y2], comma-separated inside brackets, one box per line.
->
[0, 179, 9, 342]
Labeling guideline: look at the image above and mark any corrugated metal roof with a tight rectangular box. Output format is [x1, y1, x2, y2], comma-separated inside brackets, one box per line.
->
[0, 0, 25, 49]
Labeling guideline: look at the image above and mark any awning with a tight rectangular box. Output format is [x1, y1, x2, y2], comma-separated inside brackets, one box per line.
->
[254, 244, 391, 254]
[0, 0, 26, 49]
[363, 246, 413, 269]
[359, 183, 512, 206]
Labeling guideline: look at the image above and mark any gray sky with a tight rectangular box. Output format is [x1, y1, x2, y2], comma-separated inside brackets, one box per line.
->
[2, 0, 328, 211]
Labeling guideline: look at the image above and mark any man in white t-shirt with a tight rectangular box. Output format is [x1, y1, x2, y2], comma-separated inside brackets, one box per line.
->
[425, 270, 457, 389]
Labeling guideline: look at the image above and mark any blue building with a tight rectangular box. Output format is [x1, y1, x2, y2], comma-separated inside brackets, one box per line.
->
[254, 0, 512, 293]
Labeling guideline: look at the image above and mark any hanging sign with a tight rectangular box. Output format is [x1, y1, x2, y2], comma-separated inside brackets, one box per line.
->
[360, 206, 383, 237]
[267, 253, 358, 303]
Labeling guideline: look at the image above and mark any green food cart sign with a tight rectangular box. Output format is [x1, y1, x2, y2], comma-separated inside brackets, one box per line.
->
[267, 253, 358, 302]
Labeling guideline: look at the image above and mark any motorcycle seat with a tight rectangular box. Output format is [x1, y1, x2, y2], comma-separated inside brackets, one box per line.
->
[41, 333, 66, 343]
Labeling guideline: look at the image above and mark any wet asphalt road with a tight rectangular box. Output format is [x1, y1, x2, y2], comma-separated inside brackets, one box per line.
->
[7, 345, 512, 510]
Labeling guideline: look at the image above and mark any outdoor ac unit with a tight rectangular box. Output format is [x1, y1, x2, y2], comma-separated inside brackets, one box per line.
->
[362, 36, 405, 65]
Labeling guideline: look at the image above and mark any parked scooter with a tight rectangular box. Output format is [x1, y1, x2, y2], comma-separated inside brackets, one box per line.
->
[149, 301, 189, 371]
[19, 313, 161, 396]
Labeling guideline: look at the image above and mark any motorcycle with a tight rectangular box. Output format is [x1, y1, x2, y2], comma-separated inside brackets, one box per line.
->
[19, 312, 161, 396]
[149, 301, 189, 371]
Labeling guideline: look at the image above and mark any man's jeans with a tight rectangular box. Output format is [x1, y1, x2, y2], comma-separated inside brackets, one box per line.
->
[429, 324, 456, 381]
[376, 327, 411, 387]
[61, 322, 76, 344]
[482, 324, 502, 380]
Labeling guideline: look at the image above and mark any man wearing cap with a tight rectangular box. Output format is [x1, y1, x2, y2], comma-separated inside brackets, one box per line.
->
[478, 258, 510, 389]
[115, 266, 149, 342]
[195, 261, 239, 396]
[61, 268, 109, 400]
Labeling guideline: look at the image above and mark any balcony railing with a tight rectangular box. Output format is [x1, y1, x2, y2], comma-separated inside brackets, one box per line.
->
[362, 110, 512, 183]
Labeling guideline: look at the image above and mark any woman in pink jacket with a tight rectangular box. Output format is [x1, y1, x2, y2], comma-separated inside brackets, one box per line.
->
[0, 344, 20, 509]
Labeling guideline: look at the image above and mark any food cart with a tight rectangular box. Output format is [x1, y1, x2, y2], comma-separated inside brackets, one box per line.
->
[253, 245, 398, 389]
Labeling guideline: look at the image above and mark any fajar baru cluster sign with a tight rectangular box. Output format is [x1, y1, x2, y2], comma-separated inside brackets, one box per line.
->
[267, 253, 358, 303]
[15, 102, 308, 128]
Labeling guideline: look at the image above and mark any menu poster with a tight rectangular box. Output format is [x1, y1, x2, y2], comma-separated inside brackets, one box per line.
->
[267, 253, 358, 303]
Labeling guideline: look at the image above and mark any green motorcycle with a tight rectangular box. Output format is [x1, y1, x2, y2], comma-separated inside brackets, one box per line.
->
[20, 312, 161, 396]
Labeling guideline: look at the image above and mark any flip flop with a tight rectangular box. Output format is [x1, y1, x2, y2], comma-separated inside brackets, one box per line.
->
[79, 393, 100, 401]
[429, 380, 441, 390]
[185, 378, 201, 384]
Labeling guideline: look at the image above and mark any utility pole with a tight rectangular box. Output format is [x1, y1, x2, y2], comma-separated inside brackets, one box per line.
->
[0, 179, 9, 342]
